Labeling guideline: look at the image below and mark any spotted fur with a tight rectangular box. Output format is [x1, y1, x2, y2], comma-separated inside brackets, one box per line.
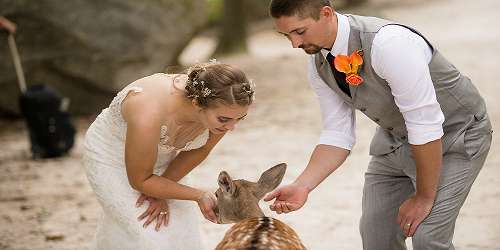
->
[215, 217, 306, 250]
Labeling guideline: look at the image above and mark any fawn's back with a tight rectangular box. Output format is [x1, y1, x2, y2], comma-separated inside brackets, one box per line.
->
[215, 216, 305, 250]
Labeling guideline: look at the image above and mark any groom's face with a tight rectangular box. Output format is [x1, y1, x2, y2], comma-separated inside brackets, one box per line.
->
[274, 10, 333, 55]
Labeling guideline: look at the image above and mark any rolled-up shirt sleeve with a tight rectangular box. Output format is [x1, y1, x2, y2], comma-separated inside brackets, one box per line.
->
[372, 25, 445, 145]
[307, 56, 356, 150]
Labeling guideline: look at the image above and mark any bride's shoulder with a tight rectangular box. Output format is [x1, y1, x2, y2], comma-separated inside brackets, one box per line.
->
[121, 74, 169, 108]
[122, 73, 185, 117]
[134, 73, 187, 89]
[134, 73, 172, 84]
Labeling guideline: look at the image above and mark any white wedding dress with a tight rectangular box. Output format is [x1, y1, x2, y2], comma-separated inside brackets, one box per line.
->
[83, 74, 210, 250]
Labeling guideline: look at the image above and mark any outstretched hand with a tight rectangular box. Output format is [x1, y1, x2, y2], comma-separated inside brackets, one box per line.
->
[263, 183, 309, 214]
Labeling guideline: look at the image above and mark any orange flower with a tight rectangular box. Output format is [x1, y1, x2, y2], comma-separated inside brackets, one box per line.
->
[334, 50, 364, 85]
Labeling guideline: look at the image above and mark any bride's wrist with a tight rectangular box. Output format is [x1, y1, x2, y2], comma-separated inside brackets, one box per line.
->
[193, 189, 205, 203]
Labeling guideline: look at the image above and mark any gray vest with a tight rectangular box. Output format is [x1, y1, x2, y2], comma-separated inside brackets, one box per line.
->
[314, 15, 488, 155]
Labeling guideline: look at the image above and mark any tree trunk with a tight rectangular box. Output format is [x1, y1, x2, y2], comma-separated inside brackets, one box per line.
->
[213, 0, 248, 56]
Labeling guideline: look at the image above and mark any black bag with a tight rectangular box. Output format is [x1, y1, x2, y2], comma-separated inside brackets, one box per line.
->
[6, 33, 75, 159]
[19, 84, 76, 158]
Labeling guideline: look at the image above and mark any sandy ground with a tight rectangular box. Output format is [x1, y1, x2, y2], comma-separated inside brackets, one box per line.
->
[1, 0, 499, 249]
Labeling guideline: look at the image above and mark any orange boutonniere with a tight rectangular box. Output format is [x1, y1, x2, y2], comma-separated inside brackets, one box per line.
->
[334, 50, 364, 85]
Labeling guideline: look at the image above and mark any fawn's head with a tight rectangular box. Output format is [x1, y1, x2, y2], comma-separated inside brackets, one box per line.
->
[214, 163, 287, 224]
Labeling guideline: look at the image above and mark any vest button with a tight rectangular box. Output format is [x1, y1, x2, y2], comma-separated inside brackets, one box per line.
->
[387, 127, 394, 131]
[360, 107, 367, 112]
[374, 118, 380, 122]
[390, 146, 395, 150]
[401, 136, 407, 140]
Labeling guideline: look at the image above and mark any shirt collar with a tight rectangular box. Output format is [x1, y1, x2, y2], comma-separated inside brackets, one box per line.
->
[321, 13, 350, 58]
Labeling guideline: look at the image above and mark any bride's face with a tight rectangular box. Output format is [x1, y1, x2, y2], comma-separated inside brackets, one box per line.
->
[199, 103, 249, 134]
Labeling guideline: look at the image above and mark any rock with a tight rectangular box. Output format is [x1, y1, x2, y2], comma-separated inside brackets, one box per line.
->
[0, 0, 207, 115]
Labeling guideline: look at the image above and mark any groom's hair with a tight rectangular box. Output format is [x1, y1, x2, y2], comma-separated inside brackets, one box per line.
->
[269, 0, 332, 20]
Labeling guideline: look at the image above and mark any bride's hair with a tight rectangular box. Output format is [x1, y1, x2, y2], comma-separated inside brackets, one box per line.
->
[184, 62, 254, 108]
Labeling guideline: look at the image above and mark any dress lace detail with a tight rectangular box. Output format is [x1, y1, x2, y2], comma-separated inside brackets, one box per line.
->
[82, 75, 206, 250]
[159, 125, 210, 152]
[110, 86, 143, 125]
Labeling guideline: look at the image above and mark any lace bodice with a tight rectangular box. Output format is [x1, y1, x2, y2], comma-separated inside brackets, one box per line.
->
[158, 124, 209, 152]
[102, 76, 210, 153]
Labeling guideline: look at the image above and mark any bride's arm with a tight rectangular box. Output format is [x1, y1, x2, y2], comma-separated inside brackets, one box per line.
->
[161, 131, 224, 181]
[122, 91, 204, 202]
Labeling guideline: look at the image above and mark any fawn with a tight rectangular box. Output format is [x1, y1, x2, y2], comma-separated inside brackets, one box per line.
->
[214, 163, 306, 250]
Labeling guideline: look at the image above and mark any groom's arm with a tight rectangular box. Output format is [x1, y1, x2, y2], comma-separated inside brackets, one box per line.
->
[371, 25, 445, 202]
[300, 56, 355, 190]
[410, 139, 442, 201]
[371, 25, 445, 236]
[294, 144, 350, 191]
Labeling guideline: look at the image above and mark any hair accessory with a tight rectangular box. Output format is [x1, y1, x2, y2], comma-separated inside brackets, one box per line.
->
[242, 81, 256, 101]
[201, 87, 212, 97]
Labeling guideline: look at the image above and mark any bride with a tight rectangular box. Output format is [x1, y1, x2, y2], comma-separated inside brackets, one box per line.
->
[82, 62, 254, 249]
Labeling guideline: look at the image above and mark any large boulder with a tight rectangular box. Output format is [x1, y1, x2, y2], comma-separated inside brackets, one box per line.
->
[0, 0, 207, 115]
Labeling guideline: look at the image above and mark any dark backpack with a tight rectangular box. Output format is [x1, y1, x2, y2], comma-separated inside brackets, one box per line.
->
[19, 84, 76, 159]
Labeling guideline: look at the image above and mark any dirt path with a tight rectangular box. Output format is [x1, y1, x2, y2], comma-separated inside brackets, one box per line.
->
[1, 0, 499, 249]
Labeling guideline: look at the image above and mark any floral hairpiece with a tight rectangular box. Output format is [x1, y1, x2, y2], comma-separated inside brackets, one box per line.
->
[243, 81, 256, 101]
[189, 79, 213, 98]
[201, 86, 212, 97]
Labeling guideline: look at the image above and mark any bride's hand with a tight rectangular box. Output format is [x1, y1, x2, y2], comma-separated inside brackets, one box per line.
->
[136, 194, 169, 231]
[196, 191, 218, 223]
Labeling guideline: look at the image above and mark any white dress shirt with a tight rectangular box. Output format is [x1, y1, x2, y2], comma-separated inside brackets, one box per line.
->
[308, 13, 445, 150]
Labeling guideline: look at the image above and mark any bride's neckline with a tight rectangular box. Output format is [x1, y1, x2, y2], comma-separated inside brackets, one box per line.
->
[160, 74, 207, 148]
[165, 75, 200, 125]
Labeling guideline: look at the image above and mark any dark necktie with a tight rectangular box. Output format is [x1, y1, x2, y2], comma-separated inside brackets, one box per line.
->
[326, 53, 351, 97]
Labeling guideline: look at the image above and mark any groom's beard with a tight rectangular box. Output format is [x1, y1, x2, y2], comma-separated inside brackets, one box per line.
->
[299, 44, 322, 54]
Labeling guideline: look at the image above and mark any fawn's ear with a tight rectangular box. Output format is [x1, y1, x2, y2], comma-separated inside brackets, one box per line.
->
[218, 171, 236, 195]
[254, 163, 287, 199]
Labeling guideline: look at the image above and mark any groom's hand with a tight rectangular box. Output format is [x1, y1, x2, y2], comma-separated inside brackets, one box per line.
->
[136, 194, 169, 231]
[263, 183, 309, 214]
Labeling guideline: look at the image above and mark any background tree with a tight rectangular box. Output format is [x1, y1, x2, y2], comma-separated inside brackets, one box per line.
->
[209, 0, 369, 57]
[213, 0, 248, 56]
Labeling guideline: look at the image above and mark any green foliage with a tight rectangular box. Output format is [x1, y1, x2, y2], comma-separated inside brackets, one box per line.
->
[206, 0, 223, 26]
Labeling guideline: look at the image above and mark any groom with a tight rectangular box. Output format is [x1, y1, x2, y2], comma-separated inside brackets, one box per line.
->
[263, 0, 493, 249]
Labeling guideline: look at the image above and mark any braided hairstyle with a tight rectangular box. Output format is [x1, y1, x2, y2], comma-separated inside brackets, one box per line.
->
[185, 63, 254, 108]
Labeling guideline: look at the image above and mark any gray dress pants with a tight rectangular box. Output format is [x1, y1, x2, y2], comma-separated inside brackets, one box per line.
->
[360, 115, 492, 250]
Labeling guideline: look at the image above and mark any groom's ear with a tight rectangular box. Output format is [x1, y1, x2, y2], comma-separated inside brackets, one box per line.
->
[254, 163, 287, 199]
